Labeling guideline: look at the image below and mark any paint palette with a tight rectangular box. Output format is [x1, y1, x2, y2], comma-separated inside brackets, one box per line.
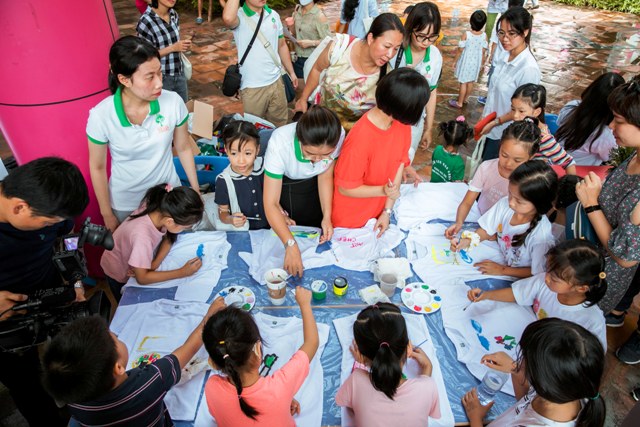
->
[401, 282, 442, 314]
[216, 286, 255, 312]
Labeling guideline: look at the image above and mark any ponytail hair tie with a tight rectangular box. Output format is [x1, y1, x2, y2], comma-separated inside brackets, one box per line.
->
[455, 115, 465, 123]
[222, 354, 229, 359]
[590, 392, 600, 400]
[523, 117, 534, 124]
[165, 183, 173, 192]
[379, 342, 389, 348]
[599, 272, 606, 280]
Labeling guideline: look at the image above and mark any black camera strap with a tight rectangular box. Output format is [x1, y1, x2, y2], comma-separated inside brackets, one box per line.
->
[239, 9, 264, 67]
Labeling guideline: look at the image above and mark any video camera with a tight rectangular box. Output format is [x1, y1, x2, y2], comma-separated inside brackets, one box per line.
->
[0, 218, 114, 352]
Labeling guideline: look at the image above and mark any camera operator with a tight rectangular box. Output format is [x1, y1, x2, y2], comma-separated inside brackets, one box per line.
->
[0, 157, 89, 426]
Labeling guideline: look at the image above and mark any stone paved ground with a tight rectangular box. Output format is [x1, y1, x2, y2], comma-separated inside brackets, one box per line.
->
[1, 0, 639, 425]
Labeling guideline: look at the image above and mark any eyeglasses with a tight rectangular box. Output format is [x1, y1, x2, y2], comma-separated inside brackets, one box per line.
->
[497, 30, 521, 40]
[413, 32, 439, 43]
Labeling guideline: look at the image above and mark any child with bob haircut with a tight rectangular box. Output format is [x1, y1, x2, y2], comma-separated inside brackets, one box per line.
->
[467, 239, 608, 349]
[41, 298, 226, 425]
[463, 318, 606, 427]
[336, 303, 441, 426]
[445, 119, 540, 238]
[202, 287, 319, 426]
[332, 67, 430, 233]
[214, 120, 269, 231]
[451, 159, 557, 278]
[100, 183, 204, 301]
[431, 116, 473, 183]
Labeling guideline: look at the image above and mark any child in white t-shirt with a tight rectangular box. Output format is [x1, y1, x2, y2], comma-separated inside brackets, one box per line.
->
[451, 160, 557, 278]
[462, 318, 605, 427]
[336, 303, 440, 426]
[467, 239, 608, 349]
[100, 184, 204, 300]
[445, 119, 540, 239]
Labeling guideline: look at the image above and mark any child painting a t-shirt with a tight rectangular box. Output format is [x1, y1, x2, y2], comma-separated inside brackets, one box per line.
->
[467, 239, 608, 349]
[445, 119, 540, 239]
[431, 116, 473, 183]
[100, 184, 204, 300]
[336, 303, 441, 426]
[202, 286, 319, 426]
[451, 160, 557, 278]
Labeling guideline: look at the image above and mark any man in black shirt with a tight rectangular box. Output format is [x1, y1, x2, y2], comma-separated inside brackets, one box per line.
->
[0, 157, 89, 426]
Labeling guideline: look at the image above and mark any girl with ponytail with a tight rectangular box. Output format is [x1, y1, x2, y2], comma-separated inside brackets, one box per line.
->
[467, 239, 608, 350]
[336, 303, 441, 425]
[451, 160, 557, 278]
[202, 287, 318, 426]
[100, 183, 204, 300]
[463, 318, 606, 427]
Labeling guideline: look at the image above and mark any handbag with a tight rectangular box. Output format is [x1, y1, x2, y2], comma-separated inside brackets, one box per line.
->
[221, 9, 264, 97]
[566, 201, 598, 243]
[180, 53, 192, 80]
[282, 73, 296, 103]
[465, 135, 486, 181]
[362, 0, 373, 35]
[245, 16, 297, 104]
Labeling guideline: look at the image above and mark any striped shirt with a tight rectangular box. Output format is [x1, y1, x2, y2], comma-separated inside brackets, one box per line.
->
[69, 355, 180, 426]
[534, 131, 575, 170]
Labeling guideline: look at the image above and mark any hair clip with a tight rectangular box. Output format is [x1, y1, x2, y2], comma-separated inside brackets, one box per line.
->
[599, 272, 606, 280]
[165, 183, 173, 192]
[222, 354, 229, 359]
[523, 117, 534, 124]
[455, 115, 465, 123]
[218, 340, 225, 345]
[379, 342, 390, 348]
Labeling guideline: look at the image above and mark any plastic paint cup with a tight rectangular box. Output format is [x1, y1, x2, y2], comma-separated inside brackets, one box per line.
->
[264, 268, 288, 305]
[379, 273, 404, 297]
[311, 280, 328, 300]
[477, 370, 509, 405]
[333, 276, 348, 296]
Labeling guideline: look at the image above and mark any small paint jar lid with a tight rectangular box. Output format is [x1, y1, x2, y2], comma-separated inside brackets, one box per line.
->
[333, 276, 348, 296]
[311, 280, 327, 300]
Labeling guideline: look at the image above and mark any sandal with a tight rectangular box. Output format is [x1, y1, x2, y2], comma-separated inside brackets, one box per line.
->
[448, 99, 463, 109]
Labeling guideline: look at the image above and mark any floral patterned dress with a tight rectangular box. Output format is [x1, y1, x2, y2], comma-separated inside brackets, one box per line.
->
[597, 153, 640, 314]
[320, 42, 382, 131]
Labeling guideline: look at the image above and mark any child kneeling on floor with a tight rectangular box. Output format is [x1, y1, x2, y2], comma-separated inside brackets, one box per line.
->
[40, 298, 225, 425]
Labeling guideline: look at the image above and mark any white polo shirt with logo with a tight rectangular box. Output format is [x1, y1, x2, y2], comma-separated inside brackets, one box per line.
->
[264, 123, 345, 180]
[233, 4, 283, 90]
[86, 88, 187, 211]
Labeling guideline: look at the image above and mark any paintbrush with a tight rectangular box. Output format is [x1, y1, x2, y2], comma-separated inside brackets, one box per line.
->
[462, 291, 483, 311]
[413, 337, 430, 350]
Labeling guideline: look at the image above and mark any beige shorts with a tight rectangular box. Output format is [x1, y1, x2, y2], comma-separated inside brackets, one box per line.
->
[241, 78, 288, 128]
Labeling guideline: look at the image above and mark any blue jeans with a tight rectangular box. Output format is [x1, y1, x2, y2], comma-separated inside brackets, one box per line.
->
[163, 72, 188, 102]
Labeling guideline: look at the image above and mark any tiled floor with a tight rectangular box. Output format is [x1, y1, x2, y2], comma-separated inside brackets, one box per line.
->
[1, 0, 640, 425]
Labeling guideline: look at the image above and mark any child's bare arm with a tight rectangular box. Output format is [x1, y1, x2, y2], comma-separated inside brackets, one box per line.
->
[295, 287, 319, 361]
[150, 236, 172, 270]
[133, 257, 202, 285]
[173, 297, 226, 368]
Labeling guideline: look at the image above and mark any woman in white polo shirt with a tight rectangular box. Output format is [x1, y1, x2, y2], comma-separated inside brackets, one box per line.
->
[87, 36, 199, 231]
[478, 6, 540, 160]
[263, 106, 345, 277]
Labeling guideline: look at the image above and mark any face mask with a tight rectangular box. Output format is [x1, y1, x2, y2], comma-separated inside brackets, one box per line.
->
[299, 0, 313, 6]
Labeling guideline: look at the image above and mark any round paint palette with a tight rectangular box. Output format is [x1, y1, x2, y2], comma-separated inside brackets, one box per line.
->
[401, 282, 442, 314]
[217, 286, 256, 311]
